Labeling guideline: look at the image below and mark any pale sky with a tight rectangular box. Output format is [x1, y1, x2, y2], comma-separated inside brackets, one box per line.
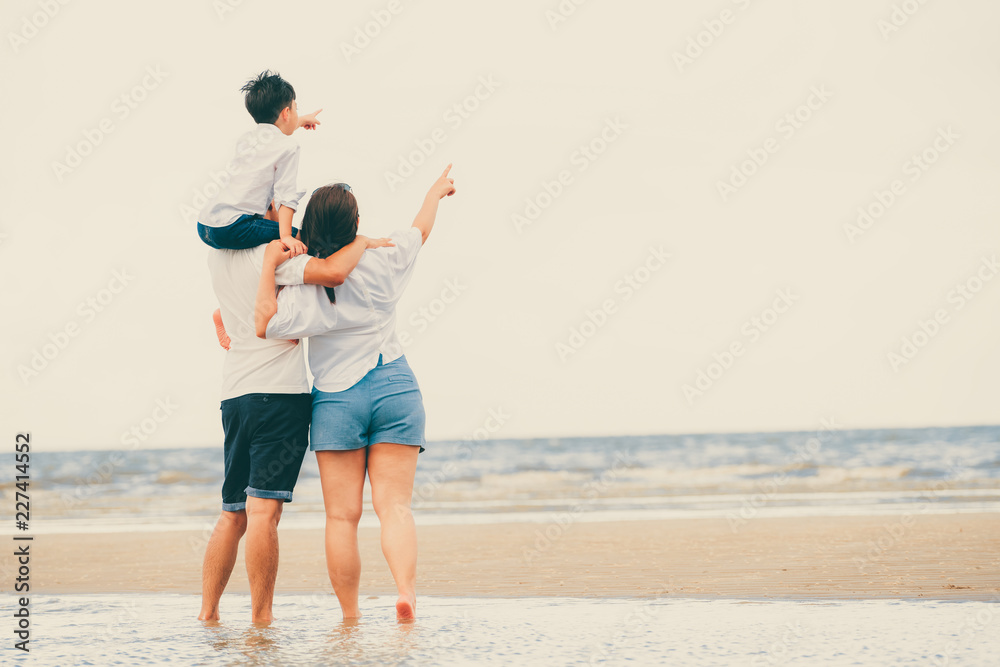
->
[2, 0, 998, 451]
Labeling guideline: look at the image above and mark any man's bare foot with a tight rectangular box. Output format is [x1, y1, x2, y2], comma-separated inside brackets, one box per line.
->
[213, 309, 231, 351]
[198, 610, 220, 622]
[395, 593, 416, 620]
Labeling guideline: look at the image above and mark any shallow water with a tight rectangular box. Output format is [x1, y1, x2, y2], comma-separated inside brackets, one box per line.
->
[7, 594, 1000, 666]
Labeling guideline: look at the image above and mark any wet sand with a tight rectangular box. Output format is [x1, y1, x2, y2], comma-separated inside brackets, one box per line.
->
[26, 514, 1000, 599]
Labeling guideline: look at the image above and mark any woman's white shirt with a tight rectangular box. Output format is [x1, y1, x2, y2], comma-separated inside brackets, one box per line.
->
[266, 227, 423, 392]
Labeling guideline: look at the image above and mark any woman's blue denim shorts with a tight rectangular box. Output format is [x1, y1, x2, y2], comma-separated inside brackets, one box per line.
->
[310, 355, 426, 452]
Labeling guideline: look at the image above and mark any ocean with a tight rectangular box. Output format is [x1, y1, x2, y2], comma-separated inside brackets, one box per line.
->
[5, 425, 999, 535]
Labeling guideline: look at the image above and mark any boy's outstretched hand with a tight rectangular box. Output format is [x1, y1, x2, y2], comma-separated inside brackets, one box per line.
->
[280, 235, 308, 257]
[299, 109, 323, 130]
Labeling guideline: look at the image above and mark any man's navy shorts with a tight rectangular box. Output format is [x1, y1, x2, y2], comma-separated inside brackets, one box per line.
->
[220, 393, 312, 511]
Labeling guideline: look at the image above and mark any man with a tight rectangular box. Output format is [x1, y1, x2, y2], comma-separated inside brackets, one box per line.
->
[197, 232, 391, 624]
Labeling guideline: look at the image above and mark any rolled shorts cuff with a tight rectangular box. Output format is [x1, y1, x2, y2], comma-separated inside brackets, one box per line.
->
[312, 439, 425, 454]
[222, 501, 247, 512]
[310, 441, 367, 452]
[369, 434, 426, 450]
[245, 487, 293, 502]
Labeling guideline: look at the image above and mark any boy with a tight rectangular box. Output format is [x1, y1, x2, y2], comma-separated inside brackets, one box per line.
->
[198, 69, 320, 255]
[198, 70, 321, 348]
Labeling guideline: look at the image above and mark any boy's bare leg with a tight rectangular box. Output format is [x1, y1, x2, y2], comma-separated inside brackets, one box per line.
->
[245, 497, 284, 624]
[316, 449, 368, 619]
[198, 509, 248, 621]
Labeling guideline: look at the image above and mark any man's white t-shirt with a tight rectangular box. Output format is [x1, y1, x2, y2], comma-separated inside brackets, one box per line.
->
[207, 245, 312, 400]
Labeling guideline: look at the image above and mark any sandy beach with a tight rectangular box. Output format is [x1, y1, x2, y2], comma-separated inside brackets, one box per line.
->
[30, 514, 1000, 600]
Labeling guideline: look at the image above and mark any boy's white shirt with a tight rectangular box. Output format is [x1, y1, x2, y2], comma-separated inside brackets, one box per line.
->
[207, 245, 312, 400]
[199, 124, 307, 228]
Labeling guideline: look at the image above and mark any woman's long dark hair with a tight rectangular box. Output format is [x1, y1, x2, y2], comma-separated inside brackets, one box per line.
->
[300, 184, 359, 303]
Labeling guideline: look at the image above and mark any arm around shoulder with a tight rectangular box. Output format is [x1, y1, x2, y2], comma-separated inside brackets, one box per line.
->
[302, 236, 367, 288]
[302, 234, 397, 287]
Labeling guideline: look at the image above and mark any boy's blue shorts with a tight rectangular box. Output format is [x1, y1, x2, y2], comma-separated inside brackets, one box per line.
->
[198, 214, 299, 250]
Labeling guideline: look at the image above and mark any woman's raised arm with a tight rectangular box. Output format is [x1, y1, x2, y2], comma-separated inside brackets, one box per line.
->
[411, 164, 457, 245]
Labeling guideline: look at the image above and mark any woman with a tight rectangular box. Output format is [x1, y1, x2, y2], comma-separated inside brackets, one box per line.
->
[254, 165, 456, 620]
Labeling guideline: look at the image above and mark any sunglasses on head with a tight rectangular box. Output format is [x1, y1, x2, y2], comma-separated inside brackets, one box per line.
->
[311, 183, 352, 196]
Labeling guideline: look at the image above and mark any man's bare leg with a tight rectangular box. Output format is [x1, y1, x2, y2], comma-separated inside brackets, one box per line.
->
[199, 509, 248, 621]
[245, 497, 284, 625]
[316, 449, 368, 619]
[368, 443, 420, 620]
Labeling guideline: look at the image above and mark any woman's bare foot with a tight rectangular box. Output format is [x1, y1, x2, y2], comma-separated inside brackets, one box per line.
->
[395, 593, 416, 620]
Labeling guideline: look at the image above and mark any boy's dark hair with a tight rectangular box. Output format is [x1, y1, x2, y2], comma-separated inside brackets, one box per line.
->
[301, 184, 359, 304]
[240, 70, 295, 124]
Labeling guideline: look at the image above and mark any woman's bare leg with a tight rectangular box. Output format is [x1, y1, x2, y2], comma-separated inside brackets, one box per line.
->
[316, 449, 368, 619]
[367, 443, 419, 619]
